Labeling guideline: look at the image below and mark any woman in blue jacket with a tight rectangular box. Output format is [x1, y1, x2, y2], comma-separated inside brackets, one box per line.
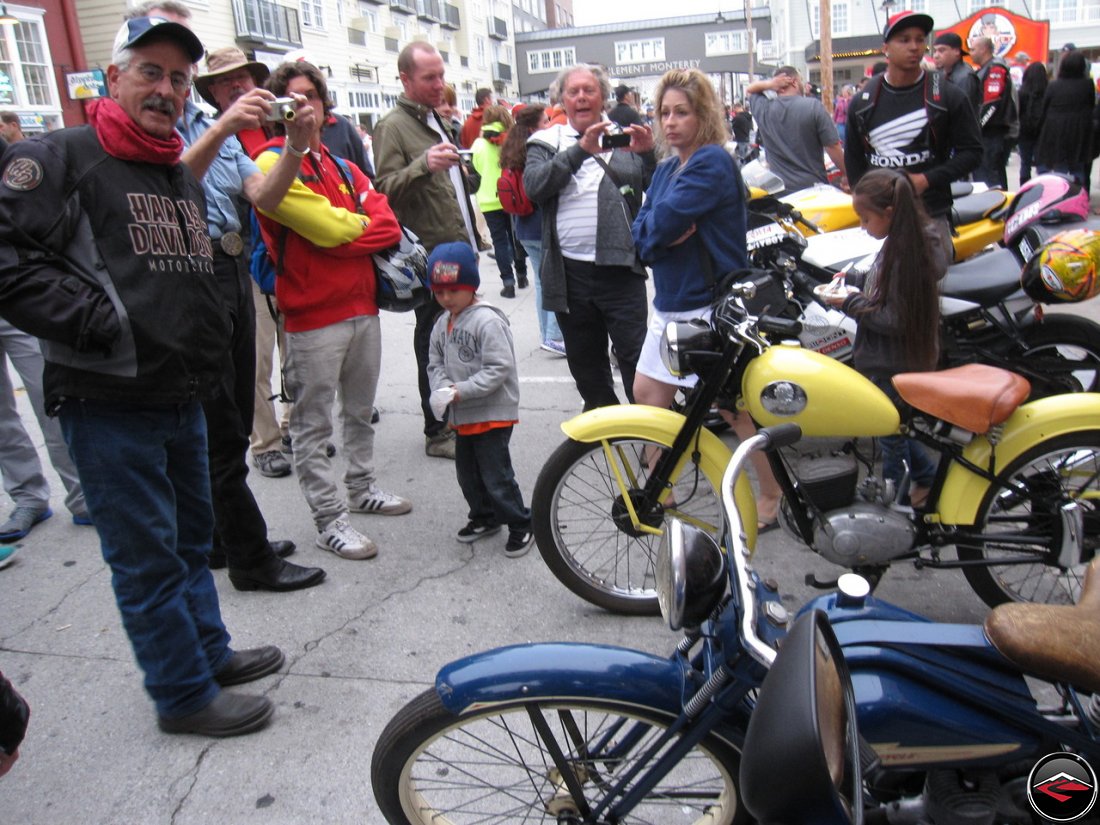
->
[632, 68, 781, 529]
[632, 68, 747, 407]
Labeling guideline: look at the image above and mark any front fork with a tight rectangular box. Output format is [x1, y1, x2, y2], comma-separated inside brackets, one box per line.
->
[525, 668, 755, 824]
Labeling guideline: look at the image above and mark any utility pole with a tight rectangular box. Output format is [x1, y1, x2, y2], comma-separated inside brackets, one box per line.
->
[744, 0, 754, 79]
[820, 0, 834, 115]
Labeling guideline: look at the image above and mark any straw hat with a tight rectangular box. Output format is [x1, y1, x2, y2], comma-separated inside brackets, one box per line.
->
[194, 47, 270, 109]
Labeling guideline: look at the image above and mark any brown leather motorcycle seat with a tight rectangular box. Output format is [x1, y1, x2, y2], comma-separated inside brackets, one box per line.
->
[892, 364, 1032, 434]
[984, 557, 1100, 694]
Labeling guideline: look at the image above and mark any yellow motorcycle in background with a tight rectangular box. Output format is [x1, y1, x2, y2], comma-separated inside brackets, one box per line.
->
[743, 158, 1012, 262]
[531, 280, 1100, 615]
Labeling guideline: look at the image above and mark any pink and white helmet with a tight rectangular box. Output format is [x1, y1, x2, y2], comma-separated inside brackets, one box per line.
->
[1003, 173, 1089, 248]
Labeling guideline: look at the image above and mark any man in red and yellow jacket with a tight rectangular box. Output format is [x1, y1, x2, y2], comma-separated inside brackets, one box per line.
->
[253, 60, 412, 562]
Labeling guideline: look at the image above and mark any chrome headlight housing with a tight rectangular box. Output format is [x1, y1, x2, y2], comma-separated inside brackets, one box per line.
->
[657, 517, 728, 631]
[661, 319, 718, 379]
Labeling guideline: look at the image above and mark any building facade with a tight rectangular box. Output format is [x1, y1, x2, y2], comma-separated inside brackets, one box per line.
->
[792, 1, 1098, 90]
[1, 0, 87, 131]
[514, 7, 774, 104]
[77, 0, 540, 130]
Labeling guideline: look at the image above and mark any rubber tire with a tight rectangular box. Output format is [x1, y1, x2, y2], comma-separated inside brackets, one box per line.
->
[371, 688, 746, 825]
[532, 436, 722, 616]
[958, 431, 1100, 607]
[1019, 314, 1100, 397]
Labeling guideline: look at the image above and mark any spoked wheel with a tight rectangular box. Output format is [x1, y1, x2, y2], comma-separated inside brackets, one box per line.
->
[371, 689, 746, 825]
[958, 432, 1100, 607]
[532, 437, 722, 615]
[1020, 315, 1100, 397]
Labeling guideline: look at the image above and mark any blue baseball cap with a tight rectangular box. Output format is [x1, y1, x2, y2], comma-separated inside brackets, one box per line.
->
[428, 242, 480, 292]
[112, 16, 205, 63]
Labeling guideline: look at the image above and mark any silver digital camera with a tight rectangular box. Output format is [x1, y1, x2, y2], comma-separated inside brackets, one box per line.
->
[265, 97, 297, 122]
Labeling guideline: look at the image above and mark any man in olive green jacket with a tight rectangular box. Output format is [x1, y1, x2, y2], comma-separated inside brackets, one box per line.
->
[374, 42, 479, 460]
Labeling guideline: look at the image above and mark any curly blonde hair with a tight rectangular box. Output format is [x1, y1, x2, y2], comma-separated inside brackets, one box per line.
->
[652, 68, 729, 158]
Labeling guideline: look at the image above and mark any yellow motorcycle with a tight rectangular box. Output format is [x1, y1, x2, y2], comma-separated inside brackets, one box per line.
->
[531, 281, 1100, 615]
[744, 159, 1012, 262]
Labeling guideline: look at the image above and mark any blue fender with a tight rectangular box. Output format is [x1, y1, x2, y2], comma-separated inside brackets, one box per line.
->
[435, 643, 689, 718]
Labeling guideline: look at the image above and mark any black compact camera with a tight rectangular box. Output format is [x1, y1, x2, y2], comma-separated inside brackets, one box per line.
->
[601, 130, 631, 150]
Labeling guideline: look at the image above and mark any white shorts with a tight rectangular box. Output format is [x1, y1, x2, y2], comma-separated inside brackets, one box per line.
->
[635, 305, 713, 389]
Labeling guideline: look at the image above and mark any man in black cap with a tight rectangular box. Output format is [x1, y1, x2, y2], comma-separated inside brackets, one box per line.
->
[846, 10, 982, 235]
[932, 31, 980, 112]
[609, 84, 642, 128]
[0, 16, 281, 737]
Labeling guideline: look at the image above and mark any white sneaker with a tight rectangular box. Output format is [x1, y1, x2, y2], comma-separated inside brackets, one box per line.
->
[349, 484, 412, 516]
[316, 518, 377, 560]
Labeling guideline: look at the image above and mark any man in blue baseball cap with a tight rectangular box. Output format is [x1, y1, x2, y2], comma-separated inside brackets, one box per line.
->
[0, 17, 282, 737]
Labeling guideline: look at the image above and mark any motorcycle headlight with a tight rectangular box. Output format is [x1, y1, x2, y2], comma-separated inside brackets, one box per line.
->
[661, 319, 718, 378]
[656, 517, 728, 631]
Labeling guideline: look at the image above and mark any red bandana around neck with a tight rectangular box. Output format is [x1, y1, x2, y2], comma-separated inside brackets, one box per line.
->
[87, 98, 183, 165]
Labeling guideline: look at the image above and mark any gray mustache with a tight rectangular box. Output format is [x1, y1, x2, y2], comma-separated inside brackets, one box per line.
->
[141, 96, 176, 116]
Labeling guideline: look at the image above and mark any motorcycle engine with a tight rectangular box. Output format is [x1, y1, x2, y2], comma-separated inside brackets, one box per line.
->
[811, 503, 917, 566]
[783, 448, 918, 566]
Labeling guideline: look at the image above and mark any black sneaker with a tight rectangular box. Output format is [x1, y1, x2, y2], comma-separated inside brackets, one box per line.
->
[504, 529, 534, 558]
[517, 274, 529, 289]
[500, 285, 516, 299]
[456, 521, 501, 543]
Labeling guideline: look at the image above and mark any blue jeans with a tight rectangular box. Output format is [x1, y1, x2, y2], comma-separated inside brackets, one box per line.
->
[520, 239, 562, 343]
[879, 434, 938, 494]
[484, 210, 516, 285]
[455, 426, 530, 531]
[59, 399, 231, 719]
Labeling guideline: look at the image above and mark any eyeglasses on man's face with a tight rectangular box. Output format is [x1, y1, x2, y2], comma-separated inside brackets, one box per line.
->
[132, 62, 192, 94]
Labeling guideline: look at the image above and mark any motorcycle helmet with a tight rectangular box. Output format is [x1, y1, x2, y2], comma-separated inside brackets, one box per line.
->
[1020, 228, 1100, 304]
[1003, 173, 1089, 248]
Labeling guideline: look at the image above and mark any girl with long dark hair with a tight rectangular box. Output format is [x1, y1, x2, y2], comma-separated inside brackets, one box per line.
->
[825, 168, 947, 506]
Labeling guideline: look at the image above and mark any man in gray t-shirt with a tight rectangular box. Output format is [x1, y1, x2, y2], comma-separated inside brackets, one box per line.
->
[747, 66, 847, 193]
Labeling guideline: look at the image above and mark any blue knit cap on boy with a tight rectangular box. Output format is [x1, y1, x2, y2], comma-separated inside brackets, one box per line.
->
[428, 242, 480, 292]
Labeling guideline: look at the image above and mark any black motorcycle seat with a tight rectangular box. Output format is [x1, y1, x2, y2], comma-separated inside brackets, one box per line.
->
[940, 248, 1021, 304]
[984, 557, 1100, 693]
[951, 190, 1008, 226]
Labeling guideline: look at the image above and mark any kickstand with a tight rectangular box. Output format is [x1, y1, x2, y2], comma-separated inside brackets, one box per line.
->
[805, 573, 840, 589]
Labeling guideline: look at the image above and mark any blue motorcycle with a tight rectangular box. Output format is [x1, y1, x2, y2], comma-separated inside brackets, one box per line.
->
[371, 425, 1100, 825]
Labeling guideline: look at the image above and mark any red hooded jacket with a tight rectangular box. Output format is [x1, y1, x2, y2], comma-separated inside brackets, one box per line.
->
[252, 137, 402, 332]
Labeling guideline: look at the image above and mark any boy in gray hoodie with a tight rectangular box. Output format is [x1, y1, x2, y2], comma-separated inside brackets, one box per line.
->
[426, 242, 533, 557]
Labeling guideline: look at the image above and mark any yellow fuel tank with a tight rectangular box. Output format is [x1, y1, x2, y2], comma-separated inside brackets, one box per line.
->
[742, 344, 901, 437]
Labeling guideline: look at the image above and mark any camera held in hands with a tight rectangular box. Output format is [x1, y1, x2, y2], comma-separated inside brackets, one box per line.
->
[265, 97, 298, 122]
[601, 126, 631, 150]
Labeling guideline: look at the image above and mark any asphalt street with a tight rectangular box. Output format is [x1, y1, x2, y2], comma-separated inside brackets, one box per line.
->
[1, 164, 1097, 823]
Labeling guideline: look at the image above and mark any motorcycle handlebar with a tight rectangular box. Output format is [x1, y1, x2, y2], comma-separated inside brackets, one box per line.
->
[721, 424, 803, 668]
[758, 423, 802, 452]
[758, 315, 802, 338]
